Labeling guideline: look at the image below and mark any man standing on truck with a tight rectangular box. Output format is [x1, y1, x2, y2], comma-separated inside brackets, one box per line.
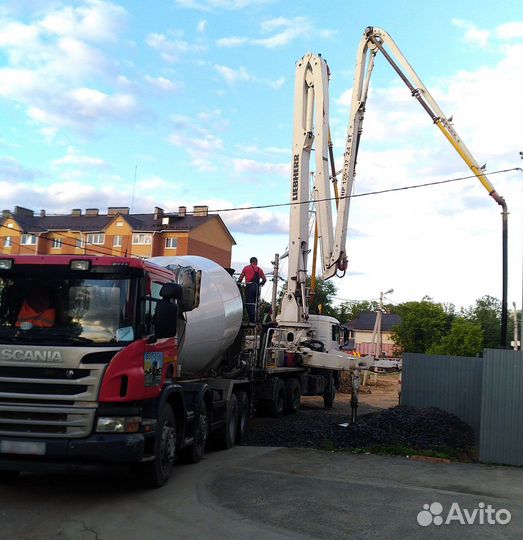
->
[238, 257, 266, 323]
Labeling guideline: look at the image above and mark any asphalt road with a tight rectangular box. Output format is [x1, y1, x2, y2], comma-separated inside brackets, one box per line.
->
[0, 447, 521, 540]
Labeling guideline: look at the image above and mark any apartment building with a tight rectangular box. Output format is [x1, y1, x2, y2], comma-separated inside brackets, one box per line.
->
[0, 205, 235, 268]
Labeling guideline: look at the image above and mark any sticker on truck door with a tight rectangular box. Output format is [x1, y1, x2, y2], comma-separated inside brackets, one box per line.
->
[144, 352, 163, 387]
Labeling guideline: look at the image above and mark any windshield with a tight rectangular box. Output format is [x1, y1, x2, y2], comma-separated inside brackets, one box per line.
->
[0, 270, 138, 346]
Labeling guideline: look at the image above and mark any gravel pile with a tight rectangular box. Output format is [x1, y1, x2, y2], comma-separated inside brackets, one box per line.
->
[246, 406, 475, 454]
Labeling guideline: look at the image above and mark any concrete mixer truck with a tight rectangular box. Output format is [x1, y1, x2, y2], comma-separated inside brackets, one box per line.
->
[0, 253, 363, 487]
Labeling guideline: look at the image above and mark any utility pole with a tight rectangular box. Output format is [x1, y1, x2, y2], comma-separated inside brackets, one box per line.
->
[271, 253, 279, 322]
[370, 288, 393, 359]
[513, 302, 520, 351]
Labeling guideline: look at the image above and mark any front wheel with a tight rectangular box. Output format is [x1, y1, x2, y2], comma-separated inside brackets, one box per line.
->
[140, 404, 177, 488]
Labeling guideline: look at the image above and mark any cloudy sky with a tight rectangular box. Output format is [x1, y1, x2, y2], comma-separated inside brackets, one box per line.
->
[0, 0, 521, 310]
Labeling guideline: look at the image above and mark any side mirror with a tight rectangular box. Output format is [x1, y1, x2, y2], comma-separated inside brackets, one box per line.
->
[154, 299, 178, 338]
[159, 283, 183, 300]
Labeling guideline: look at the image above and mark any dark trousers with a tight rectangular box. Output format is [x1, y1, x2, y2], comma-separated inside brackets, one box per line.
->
[245, 283, 259, 323]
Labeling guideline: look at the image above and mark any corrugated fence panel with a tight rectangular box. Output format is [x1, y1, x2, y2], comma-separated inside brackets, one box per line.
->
[401, 353, 483, 434]
[479, 349, 523, 466]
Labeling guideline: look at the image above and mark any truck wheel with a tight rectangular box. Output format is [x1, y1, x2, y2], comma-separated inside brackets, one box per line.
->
[284, 378, 301, 414]
[323, 376, 336, 409]
[180, 401, 209, 464]
[212, 393, 238, 450]
[0, 470, 20, 481]
[235, 391, 250, 444]
[140, 404, 177, 488]
[266, 378, 286, 418]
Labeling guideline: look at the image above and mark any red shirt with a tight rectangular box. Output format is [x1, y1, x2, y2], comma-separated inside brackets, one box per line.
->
[241, 264, 266, 284]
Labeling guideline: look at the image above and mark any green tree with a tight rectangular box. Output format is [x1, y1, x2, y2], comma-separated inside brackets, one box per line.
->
[308, 278, 338, 317]
[465, 295, 501, 348]
[335, 300, 379, 324]
[427, 318, 484, 356]
[391, 299, 451, 353]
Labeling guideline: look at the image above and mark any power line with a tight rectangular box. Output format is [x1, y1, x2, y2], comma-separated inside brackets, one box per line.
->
[200, 167, 518, 214]
[0, 167, 517, 258]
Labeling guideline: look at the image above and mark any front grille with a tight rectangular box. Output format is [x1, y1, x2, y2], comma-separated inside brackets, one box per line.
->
[0, 350, 112, 438]
[0, 382, 88, 395]
[0, 366, 90, 380]
[0, 404, 94, 437]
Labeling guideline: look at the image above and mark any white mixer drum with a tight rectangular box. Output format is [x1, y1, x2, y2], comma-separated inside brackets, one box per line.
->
[149, 256, 243, 376]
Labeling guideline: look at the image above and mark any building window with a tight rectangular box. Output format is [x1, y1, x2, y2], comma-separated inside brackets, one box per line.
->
[51, 238, 62, 249]
[76, 237, 84, 249]
[4, 237, 12, 247]
[113, 235, 123, 247]
[116, 221, 123, 227]
[21, 234, 37, 245]
[132, 233, 152, 245]
[7, 223, 13, 229]
[86, 233, 105, 245]
[165, 237, 178, 249]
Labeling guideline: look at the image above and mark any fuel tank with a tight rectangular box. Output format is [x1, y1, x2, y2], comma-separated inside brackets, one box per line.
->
[149, 256, 243, 377]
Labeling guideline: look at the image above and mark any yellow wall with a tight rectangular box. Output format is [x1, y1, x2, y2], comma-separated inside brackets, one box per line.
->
[0, 219, 22, 254]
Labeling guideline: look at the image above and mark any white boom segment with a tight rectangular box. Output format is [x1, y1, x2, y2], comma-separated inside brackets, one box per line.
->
[278, 53, 331, 326]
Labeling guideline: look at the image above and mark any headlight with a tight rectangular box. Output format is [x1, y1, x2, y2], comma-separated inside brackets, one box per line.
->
[96, 416, 141, 433]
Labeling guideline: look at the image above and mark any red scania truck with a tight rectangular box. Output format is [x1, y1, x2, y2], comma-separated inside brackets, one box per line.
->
[0, 254, 357, 486]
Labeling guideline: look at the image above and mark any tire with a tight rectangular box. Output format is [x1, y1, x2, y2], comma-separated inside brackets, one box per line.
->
[235, 391, 250, 444]
[284, 378, 301, 414]
[140, 404, 177, 488]
[323, 376, 336, 409]
[212, 393, 238, 450]
[180, 401, 209, 464]
[0, 470, 20, 481]
[266, 377, 286, 418]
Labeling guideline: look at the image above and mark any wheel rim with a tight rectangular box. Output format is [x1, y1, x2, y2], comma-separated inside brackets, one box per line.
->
[292, 387, 300, 408]
[160, 422, 176, 472]
[228, 404, 238, 442]
[199, 412, 209, 447]
[277, 389, 285, 411]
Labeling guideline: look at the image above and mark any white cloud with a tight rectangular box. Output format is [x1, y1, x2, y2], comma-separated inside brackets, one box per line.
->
[0, 157, 39, 181]
[269, 76, 285, 89]
[495, 21, 523, 40]
[52, 147, 108, 168]
[214, 64, 252, 84]
[175, 0, 268, 11]
[216, 16, 334, 49]
[197, 19, 207, 33]
[224, 207, 288, 235]
[146, 32, 206, 62]
[216, 36, 249, 48]
[38, 1, 127, 43]
[452, 19, 491, 48]
[144, 75, 182, 92]
[168, 112, 226, 171]
[0, 1, 134, 134]
[232, 158, 288, 177]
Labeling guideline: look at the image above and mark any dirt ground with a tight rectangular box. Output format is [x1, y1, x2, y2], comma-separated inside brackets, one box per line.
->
[301, 371, 400, 415]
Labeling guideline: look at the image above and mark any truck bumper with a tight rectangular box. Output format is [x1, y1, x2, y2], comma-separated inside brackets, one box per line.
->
[0, 433, 147, 473]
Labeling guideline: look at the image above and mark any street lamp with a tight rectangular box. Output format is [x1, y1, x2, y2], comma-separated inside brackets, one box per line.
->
[371, 289, 394, 359]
